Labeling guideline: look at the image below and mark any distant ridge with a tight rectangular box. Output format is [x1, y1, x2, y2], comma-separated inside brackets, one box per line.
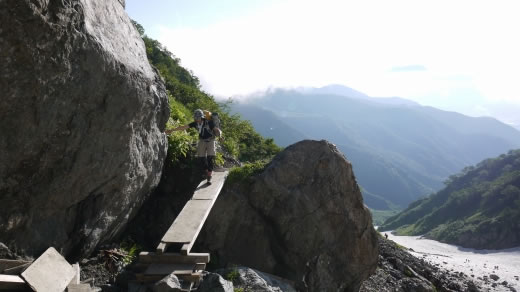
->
[232, 86, 520, 209]
[297, 84, 369, 99]
[298, 84, 420, 107]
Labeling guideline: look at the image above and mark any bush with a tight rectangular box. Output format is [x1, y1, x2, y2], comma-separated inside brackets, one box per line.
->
[226, 160, 269, 185]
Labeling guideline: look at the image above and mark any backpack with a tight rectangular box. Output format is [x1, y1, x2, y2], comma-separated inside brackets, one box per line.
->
[202, 110, 220, 129]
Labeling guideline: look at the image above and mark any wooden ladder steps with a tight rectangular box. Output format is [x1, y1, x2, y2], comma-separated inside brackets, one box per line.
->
[134, 252, 210, 289]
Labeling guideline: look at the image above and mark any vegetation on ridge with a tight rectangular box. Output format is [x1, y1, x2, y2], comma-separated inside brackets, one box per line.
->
[132, 21, 281, 166]
[379, 149, 520, 249]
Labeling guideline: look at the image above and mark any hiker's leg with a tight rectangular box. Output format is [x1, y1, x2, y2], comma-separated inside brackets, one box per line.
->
[199, 157, 208, 172]
[196, 140, 208, 174]
[207, 156, 215, 173]
[206, 140, 216, 182]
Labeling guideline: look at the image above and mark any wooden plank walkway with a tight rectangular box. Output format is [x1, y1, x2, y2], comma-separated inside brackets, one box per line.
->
[157, 170, 228, 255]
[134, 170, 228, 290]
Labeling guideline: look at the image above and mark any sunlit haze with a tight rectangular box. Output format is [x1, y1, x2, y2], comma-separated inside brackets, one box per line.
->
[126, 0, 520, 125]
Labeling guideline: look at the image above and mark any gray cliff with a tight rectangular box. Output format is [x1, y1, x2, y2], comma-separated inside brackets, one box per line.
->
[0, 0, 169, 257]
[197, 140, 379, 291]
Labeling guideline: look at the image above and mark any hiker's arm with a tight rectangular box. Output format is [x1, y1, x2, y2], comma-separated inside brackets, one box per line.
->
[213, 127, 222, 137]
[166, 125, 189, 134]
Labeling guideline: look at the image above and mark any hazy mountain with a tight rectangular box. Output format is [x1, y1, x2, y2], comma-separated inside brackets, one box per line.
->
[484, 103, 520, 132]
[298, 84, 419, 107]
[378, 149, 520, 249]
[297, 84, 369, 99]
[230, 103, 307, 147]
[232, 87, 520, 209]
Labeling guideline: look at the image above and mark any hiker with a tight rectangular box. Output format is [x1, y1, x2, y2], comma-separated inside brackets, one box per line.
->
[385, 233, 388, 239]
[166, 109, 221, 184]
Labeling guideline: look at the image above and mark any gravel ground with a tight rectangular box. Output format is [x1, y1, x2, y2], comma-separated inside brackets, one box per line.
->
[385, 231, 520, 292]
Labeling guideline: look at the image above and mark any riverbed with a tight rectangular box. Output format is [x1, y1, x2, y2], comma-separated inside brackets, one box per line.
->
[383, 231, 520, 292]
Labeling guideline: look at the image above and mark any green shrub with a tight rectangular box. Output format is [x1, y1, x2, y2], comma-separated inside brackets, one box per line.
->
[226, 161, 269, 185]
[119, 238, 141, 266]
[225, 269, 240, 282]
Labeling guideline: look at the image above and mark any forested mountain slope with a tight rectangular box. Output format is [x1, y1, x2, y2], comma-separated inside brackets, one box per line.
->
[379, 149, 520, 249]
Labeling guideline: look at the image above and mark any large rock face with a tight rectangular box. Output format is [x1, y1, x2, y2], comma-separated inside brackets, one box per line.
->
[197, 140, 378, 291]
[0, 0, 169, 257]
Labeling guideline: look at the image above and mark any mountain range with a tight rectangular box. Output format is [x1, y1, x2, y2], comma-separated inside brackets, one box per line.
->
[231, 85, 520, 209]
[378, 149, 520, 249]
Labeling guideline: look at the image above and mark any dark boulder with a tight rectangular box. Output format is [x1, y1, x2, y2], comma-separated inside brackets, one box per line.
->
[197, 140, 378, 291]
[0, 0, 169, 258]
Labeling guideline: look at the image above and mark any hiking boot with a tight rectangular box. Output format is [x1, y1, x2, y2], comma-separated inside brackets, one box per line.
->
[207, 175, 212, 184]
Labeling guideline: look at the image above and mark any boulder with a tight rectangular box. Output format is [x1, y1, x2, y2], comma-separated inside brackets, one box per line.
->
[198, 140, 378, 291]
[153, 273, 182, 292]
[216, 267, 296, 292]
[196, 272, 233, 292]
[0, 0, 169, 258]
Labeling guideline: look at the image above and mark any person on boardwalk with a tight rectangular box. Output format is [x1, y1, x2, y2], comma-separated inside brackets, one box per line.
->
[166, 109, 221, 184]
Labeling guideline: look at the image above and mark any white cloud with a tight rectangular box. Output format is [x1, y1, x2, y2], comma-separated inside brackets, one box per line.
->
[156, 0, 520, 106]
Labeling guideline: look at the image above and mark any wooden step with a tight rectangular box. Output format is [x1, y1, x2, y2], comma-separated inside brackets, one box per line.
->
[145, 263, 206, 276]
[138, 252, 210, 264]
[0, 274, 31, 291]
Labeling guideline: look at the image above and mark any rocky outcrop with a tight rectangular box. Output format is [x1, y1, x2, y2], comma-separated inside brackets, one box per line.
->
[197, 140, 378, 291]
[0, 0, 169, 258]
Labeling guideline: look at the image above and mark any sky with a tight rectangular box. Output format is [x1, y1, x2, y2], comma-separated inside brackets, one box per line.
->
[126, 0, 520, 125]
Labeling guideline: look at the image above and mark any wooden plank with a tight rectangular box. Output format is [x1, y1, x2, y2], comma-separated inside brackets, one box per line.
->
[0, 260, 32, 273]
[67, 283, 93, 292]
[157, 170, 228, 254]
[156, 242, 167, 254]
[69, 263, 80, 285]
[161, 199, 213, 243]
[21, 247, 75, 292]
[138, 252, 210, 264]
[191, 171, 228, 200]
[145, 263, 205, 275]
[180, 244, 191, 256]
[160, 171, 227, 242]
[145, 263, 195, 275]
[0, 274, 30, 290]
